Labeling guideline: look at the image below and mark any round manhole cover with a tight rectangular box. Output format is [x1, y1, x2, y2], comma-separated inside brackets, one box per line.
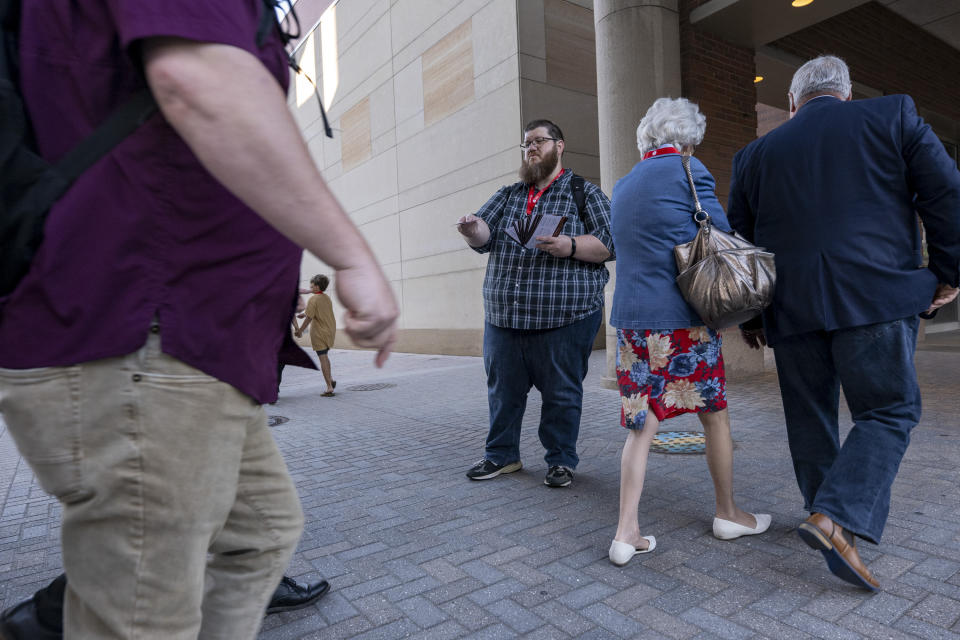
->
[267, 416, 289, 427]
[345, 383, 397, 391]
[650, 430, 706, 454]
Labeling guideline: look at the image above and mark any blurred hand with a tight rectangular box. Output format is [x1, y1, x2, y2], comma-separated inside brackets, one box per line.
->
[335, 263, 398, 367]
[740, 328, 766, 350]
[926, 283, 959, 315]
[456, 214, 481, 238]
[535, 234, 573, 258]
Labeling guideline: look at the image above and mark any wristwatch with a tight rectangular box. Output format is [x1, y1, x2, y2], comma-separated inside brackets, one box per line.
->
[569, 236, 577, 258]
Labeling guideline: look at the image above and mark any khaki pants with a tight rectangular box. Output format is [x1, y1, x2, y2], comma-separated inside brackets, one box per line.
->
[0, 333, 303, 639]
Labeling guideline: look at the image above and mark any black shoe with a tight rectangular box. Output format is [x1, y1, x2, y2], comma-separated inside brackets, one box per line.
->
[544, 465, 573, 488]
[0, 598, 62, 640]
[465, 458, 522, 480]
[265, 576, 330, 615]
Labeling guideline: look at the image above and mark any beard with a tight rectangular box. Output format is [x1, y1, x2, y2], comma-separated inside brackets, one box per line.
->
[519, 146, 560, 185]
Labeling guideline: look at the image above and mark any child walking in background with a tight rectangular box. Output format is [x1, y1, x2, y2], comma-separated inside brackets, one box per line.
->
[296, 274, 337, 396]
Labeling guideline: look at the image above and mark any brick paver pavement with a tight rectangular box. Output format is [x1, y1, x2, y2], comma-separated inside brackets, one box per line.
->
[1, 341, 958, 639]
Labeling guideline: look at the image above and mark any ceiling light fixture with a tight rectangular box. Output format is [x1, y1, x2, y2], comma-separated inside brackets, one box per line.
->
[754, 76, 764, 83]
[792, 0, 814, 7]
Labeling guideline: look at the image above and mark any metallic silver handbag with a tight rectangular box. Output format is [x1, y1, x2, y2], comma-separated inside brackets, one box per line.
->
[673, 156, 776, 330]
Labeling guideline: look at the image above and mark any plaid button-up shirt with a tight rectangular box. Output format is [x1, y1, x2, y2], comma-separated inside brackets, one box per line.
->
[472, 171, 614, 330]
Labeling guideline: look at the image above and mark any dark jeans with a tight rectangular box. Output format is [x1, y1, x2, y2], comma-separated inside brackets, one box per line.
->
[482, 310, 602, 469]
[773, 315, 921, 544]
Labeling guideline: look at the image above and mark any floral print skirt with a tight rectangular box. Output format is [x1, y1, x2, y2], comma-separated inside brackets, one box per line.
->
[616, 327, 727, 429]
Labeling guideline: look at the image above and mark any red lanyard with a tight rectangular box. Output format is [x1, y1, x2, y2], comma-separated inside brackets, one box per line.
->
[642, 146, 680, 160]
[526, 169, 565, 215]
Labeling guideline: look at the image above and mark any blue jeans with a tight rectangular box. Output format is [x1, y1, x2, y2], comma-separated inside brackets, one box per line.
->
[773, 316, 921, 544]
[482, 310, 602, 469]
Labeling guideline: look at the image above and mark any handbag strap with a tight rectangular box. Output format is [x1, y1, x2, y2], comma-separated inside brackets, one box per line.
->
[681, 155, 711, 228]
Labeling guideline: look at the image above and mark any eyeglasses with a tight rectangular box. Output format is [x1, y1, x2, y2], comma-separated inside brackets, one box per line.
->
[520, 137, 559, 150]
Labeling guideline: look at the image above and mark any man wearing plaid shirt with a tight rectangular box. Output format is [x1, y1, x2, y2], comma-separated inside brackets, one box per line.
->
[457, 120, 614, 488]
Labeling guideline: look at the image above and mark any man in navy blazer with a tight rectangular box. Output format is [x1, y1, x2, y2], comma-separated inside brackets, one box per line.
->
[728, 55, 960, 591]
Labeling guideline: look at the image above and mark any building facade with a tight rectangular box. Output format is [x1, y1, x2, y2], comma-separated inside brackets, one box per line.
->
[286, 0, 960, 374]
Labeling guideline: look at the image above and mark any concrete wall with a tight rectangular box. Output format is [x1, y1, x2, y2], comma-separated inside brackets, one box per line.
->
[518, 0, 601, 186]
[289, 0, 523, 355]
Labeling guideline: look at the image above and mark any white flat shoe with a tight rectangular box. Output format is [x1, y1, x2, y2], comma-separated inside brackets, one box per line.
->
[713, 513, 772, 540]
[608, 536, 656, 566]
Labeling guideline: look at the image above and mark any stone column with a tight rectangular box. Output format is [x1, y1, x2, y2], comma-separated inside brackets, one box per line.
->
[595, 0, 682, 386]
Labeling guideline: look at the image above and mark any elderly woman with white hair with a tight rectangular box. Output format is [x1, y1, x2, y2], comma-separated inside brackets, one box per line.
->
[606, 97, 771, 566]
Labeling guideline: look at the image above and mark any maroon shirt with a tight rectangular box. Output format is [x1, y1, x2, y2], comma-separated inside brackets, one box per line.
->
[0, 1, 313, 403]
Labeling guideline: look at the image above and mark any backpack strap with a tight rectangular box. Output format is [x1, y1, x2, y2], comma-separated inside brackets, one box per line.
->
[569, 173, 586, 222]
[515, 174, 588, 222]
[54, 89, 157, 186]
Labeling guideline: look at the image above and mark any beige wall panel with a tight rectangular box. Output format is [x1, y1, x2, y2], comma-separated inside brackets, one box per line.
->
[393, 58, 424, 126]
[298, 251, 328, 290]
[320, 118, 343, 170]
[340, 97, 372, 172]
[402, 247, 488, 280]
[401, 269, 487, 329]
[517, 0, 546, 58]
[559, 151, 601, 187]
[305, 130, 326, 171]
[291, 83, 322, 131]
[390, 0, 462, 57]
[391, 0, 488, 70]
[519, 53, 547, 82]
[399, 180, 515, 260]
[388, 329, 483, 356]
[369, 80, 396, 141]
[423, 20, 475, 126]
[301, 115, 330, 143]
[396, 111, 426, 143]
[719, 328, 767, 375]
[398, 148, 518, 212]
[471, 0, 518, 75]
[322, 161, 343, 181]
[544, 0, 597, 96]
[333, 0, 389, 53]
[328, 61, 394, 124]
[520, 80, 599, 155]
[475, 54, 520, 100]
[328, 146, 398, 212]
[377, 260, 403, 284]
[372, 130, 397, 157]
[397, 82, 519, 192]
[358, 214, 403, 266]
[350, 194, 399, 228]
[327, 14, 392, 112]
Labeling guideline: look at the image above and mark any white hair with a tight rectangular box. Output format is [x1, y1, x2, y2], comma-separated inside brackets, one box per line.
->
[636, 97, 706, 155]
[789, 55, 851, 103]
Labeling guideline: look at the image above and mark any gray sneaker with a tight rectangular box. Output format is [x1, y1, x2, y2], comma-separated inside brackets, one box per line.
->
[466, 458, 522, 480]
[544, 465, 573, 487]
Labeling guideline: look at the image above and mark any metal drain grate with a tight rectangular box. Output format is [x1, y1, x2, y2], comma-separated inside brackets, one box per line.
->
[267, 416, 289, 427]
[650, 430, 706, 454]
[345, 383, 397, 391]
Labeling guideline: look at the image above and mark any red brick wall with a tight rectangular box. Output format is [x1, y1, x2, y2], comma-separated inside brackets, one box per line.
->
[771, 2, 960, 123]
[678, 0, 757, 206]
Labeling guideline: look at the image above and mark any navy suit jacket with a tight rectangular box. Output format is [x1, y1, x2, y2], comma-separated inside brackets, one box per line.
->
[728, 94, 960, 345]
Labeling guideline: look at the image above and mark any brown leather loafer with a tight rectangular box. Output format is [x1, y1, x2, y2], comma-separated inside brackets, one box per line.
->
[797, 513, 879, 591]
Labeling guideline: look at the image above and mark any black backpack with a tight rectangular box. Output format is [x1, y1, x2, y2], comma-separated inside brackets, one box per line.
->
[0, 0, 329, 299]
[0, 0, 157, 297]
